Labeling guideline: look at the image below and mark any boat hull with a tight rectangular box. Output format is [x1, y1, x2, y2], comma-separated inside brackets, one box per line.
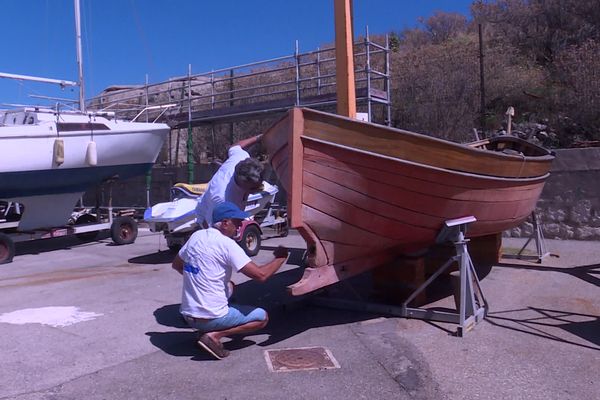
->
[0, 109, 169, 229]
[0, 163, 155, 198]
[262, 108, 554, 295]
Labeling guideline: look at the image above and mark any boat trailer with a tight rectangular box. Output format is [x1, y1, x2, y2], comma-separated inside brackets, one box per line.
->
[0, 187, 140, 265]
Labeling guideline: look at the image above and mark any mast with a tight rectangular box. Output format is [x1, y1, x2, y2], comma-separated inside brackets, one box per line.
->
[74, 0, 85, 112]
[334, 0, 356, 118]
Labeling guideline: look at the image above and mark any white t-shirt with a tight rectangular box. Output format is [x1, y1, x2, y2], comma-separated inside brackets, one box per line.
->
[195, 145, 250, 226]
[178, 228, 251, 319]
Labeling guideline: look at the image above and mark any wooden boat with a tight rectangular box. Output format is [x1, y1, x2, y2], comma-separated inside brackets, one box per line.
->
[262, 107, 554, 295]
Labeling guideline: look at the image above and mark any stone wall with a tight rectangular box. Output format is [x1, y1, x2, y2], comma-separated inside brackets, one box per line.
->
[506, 147, 600, 240]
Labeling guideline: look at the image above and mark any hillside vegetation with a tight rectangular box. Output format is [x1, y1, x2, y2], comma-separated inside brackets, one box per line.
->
[157, 0, 599, 164]
[386, 0, 599, 146]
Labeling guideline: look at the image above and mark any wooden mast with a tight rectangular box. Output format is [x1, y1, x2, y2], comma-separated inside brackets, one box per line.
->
[334, 0, 356, 118]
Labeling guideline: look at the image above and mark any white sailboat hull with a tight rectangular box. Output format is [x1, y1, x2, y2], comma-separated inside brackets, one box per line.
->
[0, 108, 169, 229]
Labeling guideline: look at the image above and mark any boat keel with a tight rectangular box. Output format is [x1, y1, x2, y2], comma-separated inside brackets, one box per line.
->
[287, 252, 397, 296]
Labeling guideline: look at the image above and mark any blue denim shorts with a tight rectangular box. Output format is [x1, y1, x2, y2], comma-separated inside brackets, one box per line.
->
[184, 304, 267, 333]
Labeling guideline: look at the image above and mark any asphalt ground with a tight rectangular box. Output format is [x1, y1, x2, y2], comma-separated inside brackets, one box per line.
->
[0, 228, 598, 400]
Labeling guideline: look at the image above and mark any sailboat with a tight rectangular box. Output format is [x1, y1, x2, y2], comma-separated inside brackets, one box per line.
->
[0, 0, 169, 231]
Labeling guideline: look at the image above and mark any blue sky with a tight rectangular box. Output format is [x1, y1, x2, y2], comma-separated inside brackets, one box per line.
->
[0, 0, 472, 106]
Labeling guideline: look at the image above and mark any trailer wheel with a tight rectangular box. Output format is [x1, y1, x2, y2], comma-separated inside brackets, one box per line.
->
[166, 236, 181, 252]
[75, 214, 99, 241]
[0, 232, 15, 264]
[239, 224, 261, 256]
[111, 216, 138, 245]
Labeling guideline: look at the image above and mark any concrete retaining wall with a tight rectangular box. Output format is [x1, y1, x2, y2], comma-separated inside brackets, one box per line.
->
[505, 147, 600, 240]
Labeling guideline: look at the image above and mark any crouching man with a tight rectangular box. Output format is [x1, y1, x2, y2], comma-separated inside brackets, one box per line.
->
[172, 201, 289, 359]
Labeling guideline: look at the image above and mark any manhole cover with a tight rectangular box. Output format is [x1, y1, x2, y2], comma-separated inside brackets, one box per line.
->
[264, 346, 340, 372]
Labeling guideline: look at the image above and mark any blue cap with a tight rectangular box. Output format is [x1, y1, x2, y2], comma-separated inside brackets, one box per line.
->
[212, 201, 249, 223]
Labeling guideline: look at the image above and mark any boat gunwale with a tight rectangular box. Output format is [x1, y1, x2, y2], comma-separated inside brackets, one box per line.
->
[302, 135, 551, 183]
[299, 107, 555, 162]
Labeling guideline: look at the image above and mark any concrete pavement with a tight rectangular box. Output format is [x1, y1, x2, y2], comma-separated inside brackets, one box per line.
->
[0, 229, 597, 399]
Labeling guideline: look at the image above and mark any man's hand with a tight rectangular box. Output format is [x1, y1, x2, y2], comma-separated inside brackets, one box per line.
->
[272, 246, 289, 259]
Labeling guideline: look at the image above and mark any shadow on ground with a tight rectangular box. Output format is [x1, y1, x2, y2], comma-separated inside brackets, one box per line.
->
[486, 306, 600, 350]
[144, 330, 217, 361]
[496, 261, 600, 287]
[14, 231, 111, 258]
[147, 268, 384, 358]
[129, 250, 176, 265]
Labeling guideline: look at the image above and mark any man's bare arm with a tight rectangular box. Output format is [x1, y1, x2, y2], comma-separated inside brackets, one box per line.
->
[240, 246, 288, 283]
[233, 134, 262, 150]
[172, 254, 184, 275]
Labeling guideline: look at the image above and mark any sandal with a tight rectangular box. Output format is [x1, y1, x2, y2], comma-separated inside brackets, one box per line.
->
[197, 333, 230, 360]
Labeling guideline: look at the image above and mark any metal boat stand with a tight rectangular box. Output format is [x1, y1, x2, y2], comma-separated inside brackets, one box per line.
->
[310, 216, 488, 337]
[400, 216, 488, 337]
[516, 211, 555, 263]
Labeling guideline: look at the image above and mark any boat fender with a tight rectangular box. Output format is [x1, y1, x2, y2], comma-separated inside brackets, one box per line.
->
[86, 141, 98, 166]
[53, 138, 65, 166]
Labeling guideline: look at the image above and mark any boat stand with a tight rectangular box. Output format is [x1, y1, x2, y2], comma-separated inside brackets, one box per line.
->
[516, 211, 554, 263]
[400, 216, 488, 337]
[311, 216, 488, 337]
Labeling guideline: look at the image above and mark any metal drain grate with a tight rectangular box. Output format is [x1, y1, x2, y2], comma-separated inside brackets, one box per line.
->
[264, 346, 340, 372]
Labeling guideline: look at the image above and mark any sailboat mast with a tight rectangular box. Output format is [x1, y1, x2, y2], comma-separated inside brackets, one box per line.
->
[74, 0, 86, 112]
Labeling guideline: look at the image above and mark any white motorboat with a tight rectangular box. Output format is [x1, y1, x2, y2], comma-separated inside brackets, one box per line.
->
[144, 181, 280, 234]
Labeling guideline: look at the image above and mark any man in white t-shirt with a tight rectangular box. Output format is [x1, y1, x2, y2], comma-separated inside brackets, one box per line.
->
[195, 134, 264, 227]
[172, 201, 289, 360]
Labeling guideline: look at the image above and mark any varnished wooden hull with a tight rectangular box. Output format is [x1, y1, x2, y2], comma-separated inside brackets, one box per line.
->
[262, 108, 554, 295]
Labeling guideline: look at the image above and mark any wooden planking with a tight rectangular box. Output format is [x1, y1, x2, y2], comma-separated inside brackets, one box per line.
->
[303, 162, 543, 223]
[302, 205, 404, 247]
[319, 239, 391, 266]
[301, 109, 553, 178]
[302, 184, 433, 241]
[270, 145, 289, 188]
[302, 139, 547, 192]
[288, 108, 305, 228]
[262, 112, 292, 191]
[303, 171, 440, 229]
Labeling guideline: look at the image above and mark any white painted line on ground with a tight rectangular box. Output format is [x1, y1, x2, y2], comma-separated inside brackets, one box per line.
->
[0, 306, 103, 327]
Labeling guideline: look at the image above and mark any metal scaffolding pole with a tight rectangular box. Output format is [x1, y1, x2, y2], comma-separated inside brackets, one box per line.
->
[187, 64, 194, 183]
[295, 40, 301, 106]
[365, 26, 372, 122]
[385, 34, 392, 126]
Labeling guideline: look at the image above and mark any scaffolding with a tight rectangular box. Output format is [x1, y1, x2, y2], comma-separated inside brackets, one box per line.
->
[87, 32, 391, 129]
